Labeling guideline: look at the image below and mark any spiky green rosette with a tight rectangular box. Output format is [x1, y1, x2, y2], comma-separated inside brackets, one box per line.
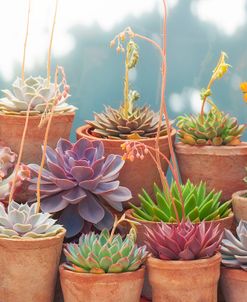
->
[63, 229, 148, 273]
[131, 180, 232, 222]
[177, 107, 245, 146]
[0, 76, 76, 115]
[0, 201, 63, 238]
[221, 220, 247, 270]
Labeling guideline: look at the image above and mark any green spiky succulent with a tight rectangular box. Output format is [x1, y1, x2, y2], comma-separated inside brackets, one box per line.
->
[63, 229, 148, 274]
[177, 107, 245, 146]
[0, 76, 76, 115]
[86, 39, 167, 140]
[131, 180, 232, 222]
[0, 201, 63, 238]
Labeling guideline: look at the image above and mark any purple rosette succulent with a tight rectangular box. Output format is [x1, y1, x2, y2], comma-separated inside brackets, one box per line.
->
[28, 138, 132, 237]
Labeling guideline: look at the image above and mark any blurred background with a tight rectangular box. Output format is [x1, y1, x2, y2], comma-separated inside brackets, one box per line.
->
[1, 0, 247, 140]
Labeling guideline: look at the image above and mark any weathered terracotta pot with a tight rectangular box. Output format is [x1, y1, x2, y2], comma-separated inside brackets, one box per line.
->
[147, 254, 221, 302]
[125, 209, 233, 300]
[232, 190, 247, 223]
[220, 267, 247, 302]
[175, 143, 247, 201]
[59, 265, 145, 302]
[0, 229, 65, 302]
[76, 125, 176, 207]
[0, 113, 75, 164]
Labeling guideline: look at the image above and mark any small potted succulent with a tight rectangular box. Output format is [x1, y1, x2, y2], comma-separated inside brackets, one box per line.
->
[76, 33, 176, 205]
[0, 1, 76, 164]
[28, 137, 132, 238]
[146, 220, 222, 302]
[220, 220, 247, 302]
[175, 52, 247, 201]
[59, 214, 149, 302]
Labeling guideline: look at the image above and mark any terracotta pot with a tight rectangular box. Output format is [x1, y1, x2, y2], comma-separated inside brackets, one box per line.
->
[0, 229, 65, 302]
[232, 190, 247, 223]
[0, 113, 75, 164]
[220, 267, 247, 302]
[76, 125, 176, 207]
[59, 265, 145, 302]
[147, 253, 221, 302]
[125, 209, 233, 300]
[175, 142, 247, 201]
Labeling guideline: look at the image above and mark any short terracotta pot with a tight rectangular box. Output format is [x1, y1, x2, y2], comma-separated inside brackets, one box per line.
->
[0, 229, 65, 302]
[232, 190, 247, 223]
[175, 142, 247, 201]
[59, 265, 145, 302]
[0, 113, 75, 164]
[147, 253, 221, 302]
[220, 266, 247, 302]
[76, 125, 176, 207]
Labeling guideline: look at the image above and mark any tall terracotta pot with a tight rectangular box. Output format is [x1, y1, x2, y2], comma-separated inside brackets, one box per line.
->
[232, 190, 247, 223]
[0, 113, 75, 164]
[59, 265, 145, 302]
[147, 254, 221, 302]
[0, 229, 65, 302]
[76, 125, 176, 206]
[175, 143, 247, 201]
[220, 267, 247, 302]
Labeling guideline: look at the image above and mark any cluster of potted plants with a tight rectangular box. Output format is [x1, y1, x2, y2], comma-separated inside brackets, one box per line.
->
[0, 0, 247, 302]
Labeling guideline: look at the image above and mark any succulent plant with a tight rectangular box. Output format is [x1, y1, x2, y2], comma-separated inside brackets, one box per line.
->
[0, 145, 16, 179]
[145, 220, 223, 260]
[221, 220, 247, 270]
[0, 76, 76, 115]
[177, 108, 245, 146]
[63, 228, 148, 273]
[28, 138, 132, 238]
[131, 180, 232, 223]
[0, 201, 63, 238]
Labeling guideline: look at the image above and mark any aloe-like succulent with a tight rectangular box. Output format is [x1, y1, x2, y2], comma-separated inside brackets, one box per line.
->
[0, 76, 76, 115]
[0, 201, 63, 238]
[177, 108, 245, 146]
[63, 228, 148, 273]
[131, 180, 232, 223]
[28, 138, 132, 238]
[221, 220, 247, 270]
[145, 220, 223, 260]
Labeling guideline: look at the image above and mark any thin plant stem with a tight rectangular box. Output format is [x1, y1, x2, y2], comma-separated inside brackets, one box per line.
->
[47, 0, 59, 85]
[22, 0, 31, 81]
[124, 53, 129, 118]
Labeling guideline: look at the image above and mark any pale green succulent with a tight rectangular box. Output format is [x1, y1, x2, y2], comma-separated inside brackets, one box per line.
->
[0, 76, 76, 115]
[0, 201, 63, 238]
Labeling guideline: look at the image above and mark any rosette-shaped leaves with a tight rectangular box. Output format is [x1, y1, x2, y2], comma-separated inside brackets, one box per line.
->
[221, 220, 247, 270]
[63, 229, 148, 273]
[28, 138, 132, 238]
[145, 220, 222, 260]
[0, 201, 63, 238]
[0, 76, 76, 115]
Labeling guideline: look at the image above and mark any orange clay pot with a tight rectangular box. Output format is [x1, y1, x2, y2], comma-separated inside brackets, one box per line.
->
[0, 229, 65, 302]
[147, 253, 221, 302]
[175, 143, 247, 202]
[220, 267, 247, 302]
[232, 190, 247, 223]
[59, 265, 145, 302]
[125, 209, 233, 300]
[76, 125, 176, 207]
[0, 113, 75, 164]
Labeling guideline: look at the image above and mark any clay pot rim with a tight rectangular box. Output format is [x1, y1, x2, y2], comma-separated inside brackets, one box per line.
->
[125, 208, 234, 226]
[221, 266, 247, 281]
[0, 112, 75, 119]
[175, 141, 247, 155]
[59, 263, 145, 280]
[0, 228, 66, 244]
[232, 190, 247, 201]
[76, 124, 176, 144]
[147, 253, 221, 269]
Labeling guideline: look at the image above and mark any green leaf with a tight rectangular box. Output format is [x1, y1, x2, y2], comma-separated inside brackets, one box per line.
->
[131, 204, 153, 221]
[187, 207, 199, 222]
[138, 194, 154, 216]
[141, 189, 155, 205]
[153, 206, 169, 222]
[99, 246, 111, 259]
[108, 263, 123, 273]
[99, 256, 113, 272]
[199, 199, 214, 220]
[184, 194, 197, 215]
[156, 192, 170, 214]
[218, 200, 231, 217]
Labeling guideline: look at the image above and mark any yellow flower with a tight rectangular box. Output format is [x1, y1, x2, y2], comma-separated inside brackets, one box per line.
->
[240, 82, 247, 93]
[213, 52, 231, 80]
[243, 93, 247, 103]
